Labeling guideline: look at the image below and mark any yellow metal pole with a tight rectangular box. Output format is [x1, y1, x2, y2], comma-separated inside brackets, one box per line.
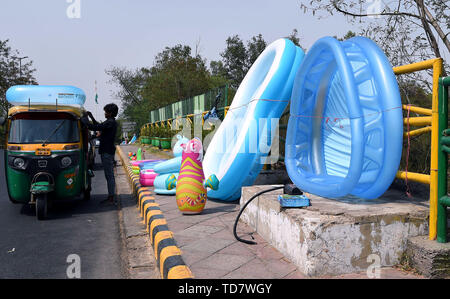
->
[402, 105, 432, 116]
[393, 58, 439, 75]
[202, 111, 208, 126]
[396, 171, 431, 185]
[429, 59, 443, 240]
[403, 126, 432, 138]
[187, 114, 193, 125]
[403, 117, 432, 127]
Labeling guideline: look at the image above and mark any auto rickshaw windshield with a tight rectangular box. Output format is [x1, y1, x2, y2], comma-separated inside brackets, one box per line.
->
[8, 112, 79, 144]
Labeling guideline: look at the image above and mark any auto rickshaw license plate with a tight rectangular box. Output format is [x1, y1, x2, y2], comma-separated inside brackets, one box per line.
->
[36, 148, 51, 156]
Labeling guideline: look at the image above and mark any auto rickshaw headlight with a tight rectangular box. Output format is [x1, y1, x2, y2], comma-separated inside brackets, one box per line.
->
[13, 157, 25, 169]
[61, 156, 72, 168]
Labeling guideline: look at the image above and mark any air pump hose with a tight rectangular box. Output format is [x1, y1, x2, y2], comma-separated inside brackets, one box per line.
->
[233, 186, 285, 245]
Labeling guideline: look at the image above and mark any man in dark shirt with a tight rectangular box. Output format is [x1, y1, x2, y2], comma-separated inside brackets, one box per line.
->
[82, 103, 118, 204]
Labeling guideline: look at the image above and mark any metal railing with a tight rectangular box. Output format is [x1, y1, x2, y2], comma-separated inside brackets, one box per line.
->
[392, 58, 443, 241]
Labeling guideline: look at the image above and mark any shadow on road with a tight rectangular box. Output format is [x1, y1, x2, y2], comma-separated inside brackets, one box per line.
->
[18, 196, 118, 220]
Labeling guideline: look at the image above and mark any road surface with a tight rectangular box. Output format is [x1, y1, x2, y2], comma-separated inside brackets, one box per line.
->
[0, 149, 127, 279]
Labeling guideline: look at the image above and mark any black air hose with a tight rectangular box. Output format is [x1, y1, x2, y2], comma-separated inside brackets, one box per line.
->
[233, 186, 285, 245]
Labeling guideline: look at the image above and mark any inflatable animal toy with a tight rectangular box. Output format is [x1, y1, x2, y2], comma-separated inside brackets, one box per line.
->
[166, 138, 219, 214]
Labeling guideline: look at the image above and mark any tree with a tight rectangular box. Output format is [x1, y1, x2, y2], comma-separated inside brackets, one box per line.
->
[212, 31, 305, 90]
[219, 35, 248, 90]
[246, 34, 267, 68]
[0, 39, 37, 115]
[106, 66, 145, 107]
[300, 0, 449, 86]
[210, 60, 227, 78]
[335, 30, 357, 41]
[286, 29, 306, 50]
[141, 44, 212, 109]
[107, 44, 227, 131]
[105, 66, 148, 130]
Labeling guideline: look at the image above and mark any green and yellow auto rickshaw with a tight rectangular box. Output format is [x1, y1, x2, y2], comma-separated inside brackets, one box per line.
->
[1, 85, 93, 220]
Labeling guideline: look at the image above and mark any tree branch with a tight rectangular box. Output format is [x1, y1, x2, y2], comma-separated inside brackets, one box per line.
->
[331, 1, 428, 22]
[422, 3, 450, 55]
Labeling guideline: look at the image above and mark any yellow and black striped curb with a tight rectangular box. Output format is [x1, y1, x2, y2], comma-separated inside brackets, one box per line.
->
[116, 146, 194, 279]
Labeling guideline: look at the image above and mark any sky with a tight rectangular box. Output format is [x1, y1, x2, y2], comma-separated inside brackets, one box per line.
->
[0, 0, 356, 121]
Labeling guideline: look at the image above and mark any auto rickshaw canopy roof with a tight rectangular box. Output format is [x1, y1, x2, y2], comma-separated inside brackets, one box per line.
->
[8, 105, 86, 118]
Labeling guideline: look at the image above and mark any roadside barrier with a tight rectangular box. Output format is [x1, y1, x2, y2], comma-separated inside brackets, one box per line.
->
[116, 145, 194, 279]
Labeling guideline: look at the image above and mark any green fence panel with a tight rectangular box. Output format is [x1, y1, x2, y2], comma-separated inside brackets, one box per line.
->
[148, 84, 229, 123]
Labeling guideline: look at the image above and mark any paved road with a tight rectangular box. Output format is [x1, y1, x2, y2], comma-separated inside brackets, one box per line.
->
[0, 149, 126, 279]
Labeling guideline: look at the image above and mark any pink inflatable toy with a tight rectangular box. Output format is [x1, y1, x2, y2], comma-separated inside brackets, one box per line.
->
[140, 169, 158, 187]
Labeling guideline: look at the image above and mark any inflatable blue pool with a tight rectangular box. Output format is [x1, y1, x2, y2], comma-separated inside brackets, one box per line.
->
[285, 36, 403, 199]
[139, 160, 166, 170]
[153, 156, 182, 174]
[203, 38, 305, 201]
[154, 173, 178, 195]
[6, 85, 86, 106]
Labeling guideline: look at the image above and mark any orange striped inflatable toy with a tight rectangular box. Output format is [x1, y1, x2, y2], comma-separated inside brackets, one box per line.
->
[166, 138, 218, 214]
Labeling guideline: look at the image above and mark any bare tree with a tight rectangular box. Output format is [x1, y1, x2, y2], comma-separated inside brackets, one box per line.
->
[300, 0, 449, 87]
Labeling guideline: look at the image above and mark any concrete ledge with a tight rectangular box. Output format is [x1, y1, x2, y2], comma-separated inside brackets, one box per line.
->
[406, 235, 450, 278]
[240, 185, 429, 277]
[116, 145, 194, 279]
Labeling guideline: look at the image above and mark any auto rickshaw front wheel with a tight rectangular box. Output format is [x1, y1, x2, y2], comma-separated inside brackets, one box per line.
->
[35, 194, 48, 220]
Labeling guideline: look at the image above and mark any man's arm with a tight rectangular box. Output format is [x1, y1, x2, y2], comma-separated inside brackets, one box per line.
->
[87, 111, 99, 125]
[86, 118, 114, 132]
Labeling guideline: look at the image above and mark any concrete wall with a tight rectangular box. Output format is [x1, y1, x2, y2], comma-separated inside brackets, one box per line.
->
[240, 186, 429, 277]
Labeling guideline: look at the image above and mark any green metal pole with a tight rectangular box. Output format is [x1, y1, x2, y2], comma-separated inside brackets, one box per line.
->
[437, 77, 449, 243]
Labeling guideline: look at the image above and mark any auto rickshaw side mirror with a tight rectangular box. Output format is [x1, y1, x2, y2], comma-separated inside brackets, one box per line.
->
[0, 117, 5, 126]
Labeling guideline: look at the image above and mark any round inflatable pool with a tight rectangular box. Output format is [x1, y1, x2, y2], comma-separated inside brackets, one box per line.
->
[203, 38, 305, 201]
[6, 85, 86, 106]
[285, 36, 403, 199]
[140, 169, 158, 187]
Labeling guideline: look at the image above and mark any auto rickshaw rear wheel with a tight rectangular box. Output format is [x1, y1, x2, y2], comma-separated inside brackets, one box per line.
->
[83, 187, 91, 201]
[36, 194, 48, 220]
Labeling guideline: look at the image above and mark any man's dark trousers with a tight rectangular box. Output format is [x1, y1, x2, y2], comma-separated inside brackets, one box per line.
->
[101, 153, 115, 197]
